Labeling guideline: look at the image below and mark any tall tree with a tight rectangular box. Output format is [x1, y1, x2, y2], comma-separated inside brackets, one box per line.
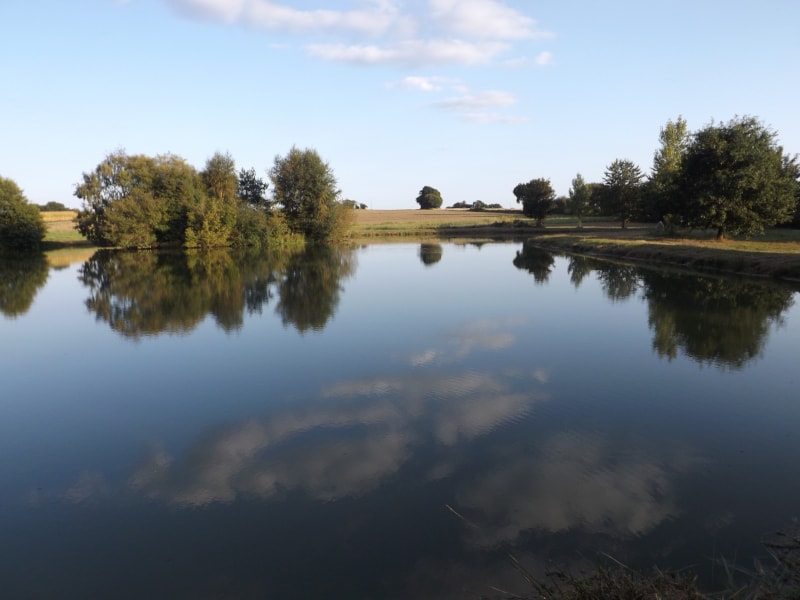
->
[513, 178, 555, 226]
[186, 152, 239, 247]
[416, 186, 443, 209]
[270, 147, 345, 242]
[679, 116, 798, 239]
[0, 175, 47, 250]
[567, 173, 592, 228]
[238, 167, 269, 208]
[646, 116, 690, 227]
[602, 159, 644, 228]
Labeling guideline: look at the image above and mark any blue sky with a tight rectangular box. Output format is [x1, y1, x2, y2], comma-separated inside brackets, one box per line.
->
[2, 0, 799, 209]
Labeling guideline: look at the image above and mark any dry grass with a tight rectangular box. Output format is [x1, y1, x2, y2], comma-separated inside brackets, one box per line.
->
[40, 210, 78, 223]
[40, 210, 90, 248]
[352, 208, 519, 235]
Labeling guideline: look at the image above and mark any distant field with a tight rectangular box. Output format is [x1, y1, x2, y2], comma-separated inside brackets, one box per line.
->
[352, 208, 523, 237]
[41, 210, 86, 245]
[41, 210, 78, 223]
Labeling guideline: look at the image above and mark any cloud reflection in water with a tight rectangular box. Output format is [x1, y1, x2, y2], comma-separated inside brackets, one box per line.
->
[128, 370, 541, 506]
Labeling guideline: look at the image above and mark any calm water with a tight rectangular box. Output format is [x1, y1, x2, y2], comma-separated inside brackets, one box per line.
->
[2, 242, 800, 598]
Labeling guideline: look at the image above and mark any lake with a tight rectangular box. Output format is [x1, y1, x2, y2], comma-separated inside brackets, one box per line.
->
[2, 241, 800, 598]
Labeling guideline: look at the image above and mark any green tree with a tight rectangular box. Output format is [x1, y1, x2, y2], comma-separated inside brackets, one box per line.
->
[602, 159, 644, 228]
[513, 178, 556, 226]
[0, 176, 46, 251]
[238, 167, 270, 208]
[679, 116, 798, 239]
[186, 152, 239, 247]
[645, 116, 690, 227]
[40, 201, 69, 211]
[75, 151, 203, 248]
[270, 147, 345, 242]
[567, 173, 592, 228]
[416, 186, 443, 209]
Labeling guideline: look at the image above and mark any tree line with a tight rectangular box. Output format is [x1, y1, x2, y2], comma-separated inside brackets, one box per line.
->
[0, 146, 354, 252]
[72, 147, 352, 249]
[513, 116, 800, 238]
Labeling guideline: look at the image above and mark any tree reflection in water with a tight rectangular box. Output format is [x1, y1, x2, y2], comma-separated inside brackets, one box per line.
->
[564, 254, 795, 369]
[78, 245, 356, 338]
[276, 245, 356, 333]
[0, 253, 49, 318]
[641, 270, 793, 368]
[418, 243, 443, 267]
[513, 241, 555, 284]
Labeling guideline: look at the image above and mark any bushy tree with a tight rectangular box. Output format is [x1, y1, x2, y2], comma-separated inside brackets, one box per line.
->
[270, 147, 346, 242]
[75, 150, 282, 248]
[567, 173, 593, 228]
[186, 152, 239, 247]
[75, 151, 203, 247]
[513, 178, 555, 226]
[602, 159, 644, 228]
[40, 201, 69, 211]
[416, 186, 443, 209]
[0, 176, 46, 250]
[645, 116, 690, 227]
[238, 167, 269, 208]
[679, 116, 798, 239]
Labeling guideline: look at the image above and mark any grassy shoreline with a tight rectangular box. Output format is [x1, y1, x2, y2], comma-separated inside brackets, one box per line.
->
[39, 209, 800, 281]
[353, 209, 800, 282]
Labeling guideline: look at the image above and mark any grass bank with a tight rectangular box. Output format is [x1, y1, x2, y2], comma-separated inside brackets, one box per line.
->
[353, 210, 800, 281]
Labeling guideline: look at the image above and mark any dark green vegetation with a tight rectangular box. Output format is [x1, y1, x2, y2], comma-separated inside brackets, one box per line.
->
[37, 201, 69, 211]
[508, 116, 800, 239]
[567, 174, 592, 228]
[513, 178, 556, 226]
[0, 175, 46, 251]
[269, 146, 352, 243]
[601, 159, 645, 229]
[74, 147, 348, 249]
[416, 185, 444, 209]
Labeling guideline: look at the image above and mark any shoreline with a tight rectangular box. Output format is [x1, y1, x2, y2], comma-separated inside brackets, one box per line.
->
[39, 209, 800, 281]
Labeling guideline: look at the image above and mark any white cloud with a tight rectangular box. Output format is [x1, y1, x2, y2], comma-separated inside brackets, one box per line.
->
[245, 0, 403, 36]
[308, 39, 508, 66]
[428, 0, 551, 40]
[161, 1, 551, 69]
[388, 75, 454, 92]
[166, 0, 246, 22]
[434, 89, 517, 111]
[167, 0, 406, 35]
[535, 50, 553, 66]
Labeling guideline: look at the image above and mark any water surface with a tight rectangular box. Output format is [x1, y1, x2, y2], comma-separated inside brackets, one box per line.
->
[2, 242, 799, 598]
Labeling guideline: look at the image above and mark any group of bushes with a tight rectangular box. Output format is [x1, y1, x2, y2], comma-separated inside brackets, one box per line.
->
[74, 147, 351, 249]
[0, 176, 47, 251]
[1, 146, 352, 252]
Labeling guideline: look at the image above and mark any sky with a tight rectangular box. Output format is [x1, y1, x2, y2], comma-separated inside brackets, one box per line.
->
[2, 0, 799, 210]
